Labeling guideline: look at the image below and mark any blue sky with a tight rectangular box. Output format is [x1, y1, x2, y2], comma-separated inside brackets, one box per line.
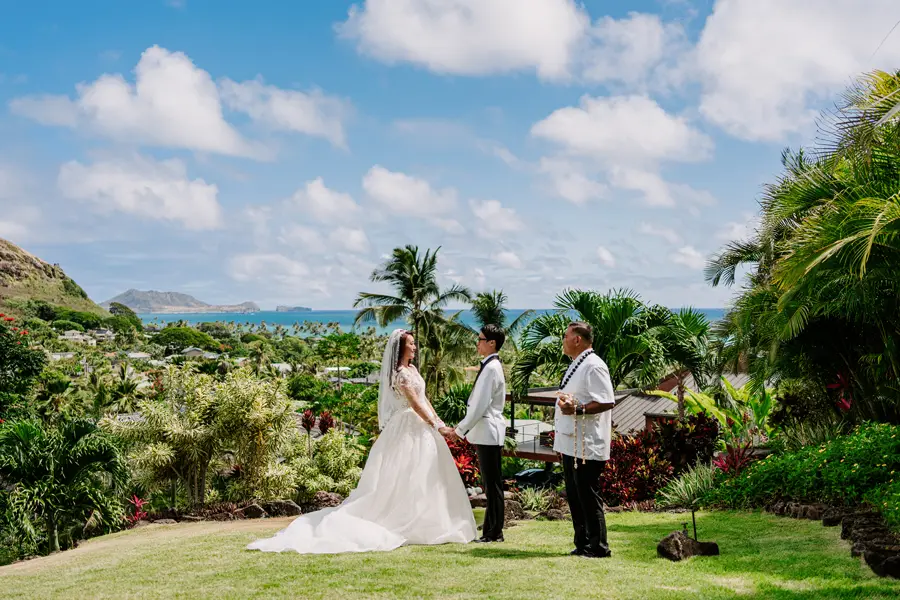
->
[2, 0, 899, 309]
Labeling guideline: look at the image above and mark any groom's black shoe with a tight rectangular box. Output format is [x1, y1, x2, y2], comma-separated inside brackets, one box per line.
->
[569, 548, 585, 556]
[475, 535, 504, 543]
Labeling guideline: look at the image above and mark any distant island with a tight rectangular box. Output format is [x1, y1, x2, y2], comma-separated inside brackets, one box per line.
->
[102, 289, 260, 314]
[275, 305, 312, 312]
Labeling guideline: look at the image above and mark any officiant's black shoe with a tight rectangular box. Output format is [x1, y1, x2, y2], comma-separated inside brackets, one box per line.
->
[581, 549, 612, 559]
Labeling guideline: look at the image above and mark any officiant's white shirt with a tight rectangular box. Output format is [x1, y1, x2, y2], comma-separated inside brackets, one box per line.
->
[455, 354, 506, 446]
[553, 349, 615, 462]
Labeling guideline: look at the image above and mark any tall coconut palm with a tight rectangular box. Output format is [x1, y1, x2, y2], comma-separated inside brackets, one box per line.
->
[512, 288, 670, 394]
[0, 418, 127, 553]
[470, 290, 534, 347]
[650, 308, 712, 420]
[353, 245, 471, 363]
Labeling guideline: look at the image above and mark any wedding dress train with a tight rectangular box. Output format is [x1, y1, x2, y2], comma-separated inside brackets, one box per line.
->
[247, 364, 477, 554]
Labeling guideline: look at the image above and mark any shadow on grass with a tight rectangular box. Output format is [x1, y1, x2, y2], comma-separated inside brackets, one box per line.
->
[465, 547, 564, 560]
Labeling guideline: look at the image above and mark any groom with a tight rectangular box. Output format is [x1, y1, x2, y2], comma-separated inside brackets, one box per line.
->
[441, 324, 507, 543]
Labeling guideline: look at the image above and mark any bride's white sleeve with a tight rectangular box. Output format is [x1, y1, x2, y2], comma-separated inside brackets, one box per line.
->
[394, 369, 441, 429]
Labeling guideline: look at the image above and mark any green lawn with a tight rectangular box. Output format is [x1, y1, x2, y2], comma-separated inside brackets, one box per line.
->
[1, 511, 897, 599]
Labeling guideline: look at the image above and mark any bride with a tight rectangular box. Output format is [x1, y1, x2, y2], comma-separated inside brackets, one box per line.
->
[247, 329, 477, 554]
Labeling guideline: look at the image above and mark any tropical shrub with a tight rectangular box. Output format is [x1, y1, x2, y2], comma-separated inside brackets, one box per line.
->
[286, 373, 331, 404]
[704, 423, 900, 515]
[0, 418, 127, 554]
[600, 429, 673, 506]
[347, 361, 379, 378]
[51, 319, 84, 332]
[153, 327, 219, 353]
[653, 413, 719, 475]
[433, 382, 473, 425]
[656, 462, 718, 510]
[446, 437, 480, 488]
[288, 429, 363, 503]
[0, 314, 46, 418]
[516, 486, 552, 513]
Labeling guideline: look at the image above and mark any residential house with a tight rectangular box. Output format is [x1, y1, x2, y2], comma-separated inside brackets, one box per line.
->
[88, 328, 116, 342]
[126, 352, 152, 360]
[50, 352, 76, 361]
[181, 347, 205, 358]
[58, 330, 96, 346]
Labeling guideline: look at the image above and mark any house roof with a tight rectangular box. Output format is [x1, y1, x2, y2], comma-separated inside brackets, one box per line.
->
[611, 391, 677, 434]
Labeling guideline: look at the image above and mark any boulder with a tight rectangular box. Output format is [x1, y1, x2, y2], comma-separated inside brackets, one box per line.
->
[234, 504, 267, 519]
[469, 494, 488, 508]
[152, 519, 177, 525]
[541, 509, 570, 521]
[132, 519, 151, 528]
[822, 508, 846, 527]
[802, 504, 828, 520]
[181, 515, 202, 522]
[208, 512, 235, 521]
[504, 499, 526, 525]
[305, 491, 344, 513]
[865, 545, 900, 579]
[262, 500, 302, 517]
[657, 531, 720, 561]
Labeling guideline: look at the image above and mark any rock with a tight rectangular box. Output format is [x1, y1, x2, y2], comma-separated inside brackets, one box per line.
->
[262, 500, 302, 517]
[822, 508, 846, 527]
[657, 531, 720, 561]
[305, 491, 344, 513]
[181, 515, 202, 522]
[852, 541, 869, 557]
[132, 519, 151, 528]
[841, 512, 881, 540]
[865, 544, 900, 579]
[850, 526, 893, 544]
[474, 487, 483, 495]
[469, 494, 488, 508]
[152, 519, 177, 525]
[504, 499, 526, 525]
[787, 503, 802, 518]
[234, 504, 267, 519]
[768, 502, 785, 515]
[542, 509, 569, 521]
[208, 512, 235, 521]
[802, 504, 828, 520]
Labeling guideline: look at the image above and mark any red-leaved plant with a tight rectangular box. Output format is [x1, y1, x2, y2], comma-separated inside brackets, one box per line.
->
[712, 439, 755, 475]
[598, 429, 674, 506]
[445, 437, 480, 488]
[125, 495, 148, 527]
[301, 409, 316, 434]
[318, 411, 334, 435]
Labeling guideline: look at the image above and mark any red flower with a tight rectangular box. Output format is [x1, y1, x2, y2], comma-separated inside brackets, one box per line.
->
[20, 330, 27, 335]
[3, 317, 14, 322]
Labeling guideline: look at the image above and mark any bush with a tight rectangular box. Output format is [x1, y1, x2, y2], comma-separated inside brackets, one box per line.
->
[656, 462, 717, 509]
[516, 487, 552, 512]
[446, 437, 480, 488]
[347, 361, 379, 378]
[51, 320, 84, 332]
[286, 373, 332, 404]
[433, 383, 473, 426]
[0, 315, 47, 417]
[704, 423, 900, 516]
[600, 429, 674, 506]
[288, 429, 363, 503]
[653, 413, 719, 475]
[54, 308, 103, 330]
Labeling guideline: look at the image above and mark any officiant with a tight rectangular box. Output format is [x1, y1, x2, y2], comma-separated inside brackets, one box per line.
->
[554, 321, 616, 558]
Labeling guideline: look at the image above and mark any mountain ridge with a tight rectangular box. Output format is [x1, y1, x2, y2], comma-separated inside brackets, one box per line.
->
[102, 289, 259, 314]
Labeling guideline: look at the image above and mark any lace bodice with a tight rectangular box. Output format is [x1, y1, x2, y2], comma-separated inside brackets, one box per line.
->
[392, 366, 425, 406]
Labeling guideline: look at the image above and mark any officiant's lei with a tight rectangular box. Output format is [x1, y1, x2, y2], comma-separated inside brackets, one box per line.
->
[560, 349, 594, 468]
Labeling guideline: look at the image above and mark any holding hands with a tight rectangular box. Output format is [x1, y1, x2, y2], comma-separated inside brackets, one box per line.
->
[439, 426, 460, 442]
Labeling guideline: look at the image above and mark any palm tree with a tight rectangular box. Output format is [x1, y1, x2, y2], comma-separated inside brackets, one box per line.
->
[108, 364, 142, 414]
[513, 288, 670, 394]
[0, 418, 127, 553]
[353, 245, 471, 363]
[419, 313, 475, 398]
[651, 308, 712, 420]
[470, 290, 534, 347]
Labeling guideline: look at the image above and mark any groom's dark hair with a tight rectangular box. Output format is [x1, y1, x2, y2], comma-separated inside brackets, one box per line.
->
[481, 324, 505, 351]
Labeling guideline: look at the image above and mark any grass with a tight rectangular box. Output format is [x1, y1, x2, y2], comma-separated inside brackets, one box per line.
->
[0, 511, 897, 599]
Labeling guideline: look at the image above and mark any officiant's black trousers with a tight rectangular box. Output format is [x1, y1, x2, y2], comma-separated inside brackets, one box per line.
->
[476, 444, 504, 539]
[562, 454, 609, 555]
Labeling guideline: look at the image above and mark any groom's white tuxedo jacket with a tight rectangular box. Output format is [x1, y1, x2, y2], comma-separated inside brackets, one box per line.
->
[455, 354, 506, 446]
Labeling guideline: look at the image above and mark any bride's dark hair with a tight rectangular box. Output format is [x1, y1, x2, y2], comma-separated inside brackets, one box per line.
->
[395, 330, 414, 370]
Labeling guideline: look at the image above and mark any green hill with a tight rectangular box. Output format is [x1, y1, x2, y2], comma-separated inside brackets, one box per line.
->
[0, 238, 108, 318]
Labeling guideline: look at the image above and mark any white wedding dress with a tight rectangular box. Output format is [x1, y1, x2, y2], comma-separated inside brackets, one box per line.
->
[247, 364, 477, 554]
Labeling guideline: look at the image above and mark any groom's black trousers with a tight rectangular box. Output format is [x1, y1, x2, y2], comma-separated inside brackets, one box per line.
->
[475, 444, 504, 539]
[562, 454, 609, 555]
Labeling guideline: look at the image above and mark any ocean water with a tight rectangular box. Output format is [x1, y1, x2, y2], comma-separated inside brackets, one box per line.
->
[140, 308, 727, 334]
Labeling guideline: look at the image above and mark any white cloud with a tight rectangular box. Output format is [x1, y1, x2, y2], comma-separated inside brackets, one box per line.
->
[493, 250, 523, 269]
[219, 78, 350, 148]
[431, 218, 466, 235]
[672, 245, 706, 270]
[0, 219, 29, 241]
[693, 0, 900, 141]
[338, 0, 589, 80]
[537, 158, 607, 205]
[57, 155, 222, 230]
[532, 95, 713, 206]
[639, 222, 681, 245]
[329, 226, 370, 253]
[10, 46, 264, 158]
[229, 253, 312, 290]
[288, 177, 360, 223]
[582, 12, 687, 88]
[278, 224, 324, 251]
[596, 245, 615, 267]
[532, 95, 712, 165]
[469, 199, 524, 237]
[362, 165, 457, 217]
[716, 213, 760, 242]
